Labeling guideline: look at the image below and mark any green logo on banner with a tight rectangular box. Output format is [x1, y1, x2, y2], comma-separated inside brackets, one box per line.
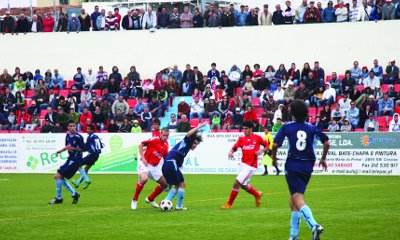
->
[110, 135, 123, 152]
[27, 156, 39, 169]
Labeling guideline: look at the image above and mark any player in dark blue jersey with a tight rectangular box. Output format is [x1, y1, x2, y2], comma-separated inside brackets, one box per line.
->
[71, 124, 102, 189]
[49, 121, 84, 204]
[272, 100, 330, 240]
[162, 122, 206, 210]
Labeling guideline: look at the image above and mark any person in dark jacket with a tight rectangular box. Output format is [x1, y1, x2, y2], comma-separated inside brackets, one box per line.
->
[78, 8, 91, 31]
[157, 7, 170, 28]
[272, 5, 285, 24]
[221, 9, 236, 26]
[208, 11, 220, 27]
[29, 15, 43, 32]
[122, 10, 134, 30]
[16, 14, 30, 34]
[193, 8, 204, 27]
[2, 11, 15, 34]
[56, 13, 68, 32]
[246, 8, 259, 25]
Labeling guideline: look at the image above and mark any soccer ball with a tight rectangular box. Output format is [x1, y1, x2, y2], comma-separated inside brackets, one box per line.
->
[160, 200, 173, 211]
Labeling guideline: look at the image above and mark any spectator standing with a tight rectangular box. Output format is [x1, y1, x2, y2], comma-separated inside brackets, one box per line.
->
[79, 8, 91, 31]
[180, 7, 193, 28]
[246, 8, 259, 25]
[348, 0, 360, 21]
[96, 9, 107, 31]
[91, 5, 101, 31]
[105, 11, 119, 31]
[204, 4, 217, 26]
[67, 13, 81, 33]
[29, 15, 43, 32]
[295, 0, 308, 23]
[236, 5, 249, 26]
[142, 7, 157, 29]
[323, 1, 337, 22]
[43, 13, 55, 32]
[382, 0, 396, 19]
[193, 9, 204, 27]
[56, 13, 68, 32]
[335, 1, 349, 22]
[208, 11, 221, 27]
[272, 5, 285, 24]
[304, 0, 321, 23]
[259, 4, 273, 25]
[170, 8, 181, 28]
[157, 7, 170, 28]
[2, 11, 15, 34]
[283, 1, 296, 23]
[16, 14, 30, 34]
[358, 0, 373, 20]
[221, 9, 236, 26]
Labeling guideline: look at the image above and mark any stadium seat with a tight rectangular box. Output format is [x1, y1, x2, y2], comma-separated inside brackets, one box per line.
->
[395, 106, 400, 114]
[375, 116, 387, 127]
[142, 98, 148, 103]
[189, 118, 200, 128]
[203, 119, 210, 124]
[354, 128, 364, 132]
[308, 107, 318, 117]
[40, 110, 47, 119]
[235, 87, 241, 96]
[92, 89, 102, 97]
[229, 129, 240, 132]
[325, 75, 332, 83]
[40, 119, 46, 126]
[66, 80, 76, 89]
[259, 117, 267, 126]
[59, 90, 70, 98]
[357, 85, 364, 92]
[338, 75, 345, 80]
[26, 90, 35, 98]
[381, 84, 389, 93]
[379, 127, 389, 132]
[252, 98, 260, 107]
[255, 107, 264, 117]
[394, 84, 400, 92]
[127, 99, 137, 108]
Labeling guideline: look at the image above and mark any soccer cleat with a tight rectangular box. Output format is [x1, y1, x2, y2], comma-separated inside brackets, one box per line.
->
[289, 237, 298, 240]
[83, 181, 92, 190]
[262, 172, 268, 176]
[131, 200, 138, 210]
[220, 203, 232, 209]
[175, 206, 187, 211]
[71, 179, 79, 188]
[312, 225, 324, 240]
[145, 197, 159, 208]
[255, 191, 263, 207]
[48, 198, 63, 204]
[276, 169, 281, 176]
[72, 192, 80, 204]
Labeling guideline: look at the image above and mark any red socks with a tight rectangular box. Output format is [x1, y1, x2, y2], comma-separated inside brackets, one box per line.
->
[227, 188, 239, 205]
[148, 184, 164, 202]
[246, 185, 260, 197]
[133, 182, 144, 201]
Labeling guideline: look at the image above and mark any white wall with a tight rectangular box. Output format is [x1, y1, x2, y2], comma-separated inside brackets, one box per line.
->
[1, 20, 399, 79]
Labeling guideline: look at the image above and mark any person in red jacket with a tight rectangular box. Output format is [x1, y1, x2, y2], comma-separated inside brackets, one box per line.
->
[43, 13, 55, 32]
[17, 109, 31, 129]
[79, 107, 92, 131]
[243, 106, 258, 122]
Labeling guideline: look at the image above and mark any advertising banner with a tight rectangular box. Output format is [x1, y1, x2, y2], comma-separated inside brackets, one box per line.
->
[2, 132, 399, 175]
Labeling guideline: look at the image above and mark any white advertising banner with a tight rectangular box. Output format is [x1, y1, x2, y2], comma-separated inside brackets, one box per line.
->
[0, 132, 399, 175]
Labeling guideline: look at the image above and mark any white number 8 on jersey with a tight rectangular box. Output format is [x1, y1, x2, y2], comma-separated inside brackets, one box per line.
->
[296, 131, 307, 151]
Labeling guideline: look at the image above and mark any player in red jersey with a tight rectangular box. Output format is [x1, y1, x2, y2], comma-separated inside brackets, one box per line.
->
[221, 120, 269, 209]
[131, 127, 169, 209]
[151, 118, 161, 137]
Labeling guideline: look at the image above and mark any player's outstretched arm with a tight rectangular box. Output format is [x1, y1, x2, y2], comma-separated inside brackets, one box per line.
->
[186, 122, 207, 138]
[319, 140, 330, 171]
[138, 143, 148, 166]
[271, 143, 279, 167]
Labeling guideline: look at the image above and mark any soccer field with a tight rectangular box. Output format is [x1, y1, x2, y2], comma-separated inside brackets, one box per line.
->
[0, 174, 399, 240]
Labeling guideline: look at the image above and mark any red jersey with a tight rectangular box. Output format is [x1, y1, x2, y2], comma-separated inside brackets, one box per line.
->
[232, 134, 268, 168]
[152, 130, 160, 137]
[142, 137, 169, 166]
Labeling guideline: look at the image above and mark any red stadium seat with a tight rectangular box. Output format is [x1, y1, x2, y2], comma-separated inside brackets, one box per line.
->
[66, 80, 76, 89]
[92, 89, 102, 97]
[338, 75, 345, 80]
[354, 128, 364, 132]
[375, 116, 387, 127]
[127, 99, 137, 108]
[26, 90, 35, 98]
[381, 84, 389, 93]
[203, 119, 210, 124]
[59, 90, 70, 98]
[189, 118, 200, 128]
[142, 98, 148, 103]
[229, 129, 240, 132]
[308, 107, 318, 117]
[379, 127, 389, 132]
[394, 84, 400, 92]
[357, 85, 364, 92]
[252, 98, 260, 107]
[235, 87, 241, 96]
[255, 107, 264, 117]
[40, 110, 47, 119]
[325, 75, 332, 83]
[259, 118, 267, 126]
[395, 106, 400, 114]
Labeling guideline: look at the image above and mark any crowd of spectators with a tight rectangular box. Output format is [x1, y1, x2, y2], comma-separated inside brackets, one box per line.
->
[1, 0, 400, 34]
[0, 58, 399, 133]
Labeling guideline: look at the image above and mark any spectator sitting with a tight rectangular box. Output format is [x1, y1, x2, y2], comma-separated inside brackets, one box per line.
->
[177, 114, 191, 132]
[56, 107, 69, 131]
[341, 119, 352, 132]
[346, 101, 360, 129]
[272, 118, 283, 132]
[312, 116, 324, 131]
[342, 70, 357, 94]
[130, 120, 142, 133]
[140, 106, 152, 131]
[205, 96, 220, 120]
[329, 72, 342, 96]
[338, 92, 351, 114]
[210, 113, 221, 130]
[331, 103, 345, 124]
[232, 108, 244, 129]
[190, 96, 205, 119]
[112, 95, 129, 117]
[222, 112, 233, 130]
[68, 108, 80, 125]
[119, 118, 132, 133]
[328, 119, 340, 132]
[108, 119, 119, 133]
[388, 113, 400, 132]
[166, 113, 178, 131]
[384, 58, 399, 84]
[243, 106, 258, 123]
[378, 93, 394, 116]
[92, 106, 106, 131]
[317, 82, 336, 107]
[364, 113, 379, 131]
[363, 71, 380, 91]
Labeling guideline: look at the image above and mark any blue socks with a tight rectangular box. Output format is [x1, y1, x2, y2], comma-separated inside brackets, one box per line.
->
[62, 179, 76, 196]
[56, 179, 62, 199]
[165, 188, 178, 201]
[290, 211, 301, 237]
[77, 169, 89, 185]
[300, 205, 318, 230]
[177, 188, 185, 208]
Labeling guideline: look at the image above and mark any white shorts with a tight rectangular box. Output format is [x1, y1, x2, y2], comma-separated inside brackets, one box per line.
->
[138, 160, 163, 182]
[236, 162, 257, 185]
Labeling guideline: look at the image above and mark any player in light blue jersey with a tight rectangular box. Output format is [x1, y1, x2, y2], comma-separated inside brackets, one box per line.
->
[162, 122, 206, 210]
[49, 120, 84, 204]
[71, 124, 103, 189]
[272, 100, 330, 240]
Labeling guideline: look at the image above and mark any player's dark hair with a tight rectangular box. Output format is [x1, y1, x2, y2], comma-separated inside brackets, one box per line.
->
[290, 100, 308, 122]
[153, 118, 161, 125]
[67, 120, 76, 126]
[242, 120, 254, 129]
[87, 124, 95, 131]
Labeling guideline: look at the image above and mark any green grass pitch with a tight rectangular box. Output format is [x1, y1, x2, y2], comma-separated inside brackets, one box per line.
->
[0, 174, 399, 240]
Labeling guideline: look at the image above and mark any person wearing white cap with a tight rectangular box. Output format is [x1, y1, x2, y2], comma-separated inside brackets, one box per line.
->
[281, 80, 296, 105]
[67, 12, 81, 33]
[382, 0, 396, 20]
[384, 58, 399, 84]
[317, 82, 336, 107]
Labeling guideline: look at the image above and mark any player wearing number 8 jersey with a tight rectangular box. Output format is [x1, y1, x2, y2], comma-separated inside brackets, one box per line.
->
[272, 100, 330, 240]
[220, 120, 269, 209]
